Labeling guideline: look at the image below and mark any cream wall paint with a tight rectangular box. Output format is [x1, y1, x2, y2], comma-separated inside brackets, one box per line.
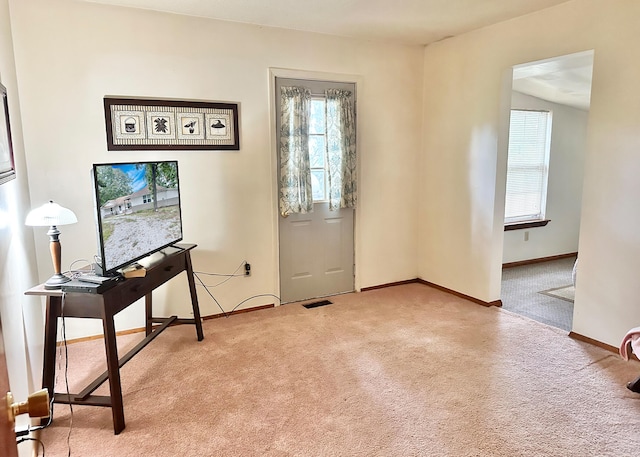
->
[0, 0, 43, 414]
[8, 0, 422, 339]
[420, 0, 640, 346]
[502, 91, 587, 263]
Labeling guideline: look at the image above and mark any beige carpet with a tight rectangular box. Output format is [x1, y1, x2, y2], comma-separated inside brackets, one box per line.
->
[40, 283, 640, 456]
[539, 284, 575, 303]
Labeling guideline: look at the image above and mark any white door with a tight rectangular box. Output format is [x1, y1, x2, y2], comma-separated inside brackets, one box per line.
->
[276, 77, 356, 303]
[280, 202, 354, 303]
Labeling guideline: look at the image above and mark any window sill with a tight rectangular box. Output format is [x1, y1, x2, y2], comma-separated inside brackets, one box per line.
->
[504, 220, 550, 231]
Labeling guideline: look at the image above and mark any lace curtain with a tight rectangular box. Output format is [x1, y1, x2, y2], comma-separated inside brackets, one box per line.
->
[325, 89, 357, 210]
[279, 86, 313, 217]
[279, 85, 357, 216]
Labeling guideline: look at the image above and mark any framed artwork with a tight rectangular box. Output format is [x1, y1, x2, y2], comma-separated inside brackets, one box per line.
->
[104, 97, 240, 150]
[0, 83, 15, 185]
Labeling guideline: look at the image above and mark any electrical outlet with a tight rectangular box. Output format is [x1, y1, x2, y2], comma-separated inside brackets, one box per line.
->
[245, 262, 251, 276]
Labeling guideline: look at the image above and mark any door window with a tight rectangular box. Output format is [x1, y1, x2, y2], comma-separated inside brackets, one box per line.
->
[309, 97, 328, 201]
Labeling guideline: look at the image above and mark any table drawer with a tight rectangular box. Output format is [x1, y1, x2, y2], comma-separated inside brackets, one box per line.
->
[105, 252, 187, 313]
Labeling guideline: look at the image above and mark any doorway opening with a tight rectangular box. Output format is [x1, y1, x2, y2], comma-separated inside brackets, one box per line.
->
[500, 50, 594, 331]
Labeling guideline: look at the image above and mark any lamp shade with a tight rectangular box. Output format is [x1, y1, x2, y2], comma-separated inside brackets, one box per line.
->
[25, 200, 77, 289]
[25, 201, 77, 227]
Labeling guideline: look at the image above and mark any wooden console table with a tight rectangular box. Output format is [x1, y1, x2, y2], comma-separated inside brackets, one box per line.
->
[25, 243, 203, 434]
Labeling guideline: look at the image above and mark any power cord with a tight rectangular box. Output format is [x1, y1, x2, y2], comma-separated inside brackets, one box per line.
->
[65, 258, 99, 280]
[193, 272, 228, 317]
[15, 400, 52, 455]
[194, 261, 246, 288]
[192, 264, 281, 317]
[67, 259, 93, 273]
[60, 292, 73, 457]
[17, 437, 45, 456]
[228, 293, 281, 314]
[20, 294, 74, 455]
[14, 396, 54, 437]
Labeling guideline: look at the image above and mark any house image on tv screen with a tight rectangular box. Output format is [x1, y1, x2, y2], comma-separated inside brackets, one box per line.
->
[101, 184, 179, 217]
[94, 161, 183, 272]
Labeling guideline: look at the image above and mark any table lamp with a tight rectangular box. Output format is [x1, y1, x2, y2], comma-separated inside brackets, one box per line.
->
[25, 200, 78, 289]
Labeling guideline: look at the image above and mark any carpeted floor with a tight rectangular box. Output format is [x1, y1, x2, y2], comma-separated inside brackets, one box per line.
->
[501, 256, 576, 331]
[539, 284, 575, 302]
[39, 283, 640, 457]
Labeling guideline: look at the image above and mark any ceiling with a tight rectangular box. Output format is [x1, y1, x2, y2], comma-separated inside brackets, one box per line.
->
[83, 0, 592, 109]
[84, 0, 573, 46]
[513, 51, 594, 111]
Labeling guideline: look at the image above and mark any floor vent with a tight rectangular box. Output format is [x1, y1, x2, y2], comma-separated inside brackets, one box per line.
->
[303, 300, 333, 309]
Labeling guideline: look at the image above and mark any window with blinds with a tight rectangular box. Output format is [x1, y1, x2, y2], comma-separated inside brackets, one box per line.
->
[504, 109, 552, 224]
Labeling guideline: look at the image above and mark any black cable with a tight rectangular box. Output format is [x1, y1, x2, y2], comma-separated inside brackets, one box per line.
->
[194, 275, 245, 288]
[194, 261, 246, 288]
[195, 279, 244, 290]
[194, 272, 245, 277]
[17, 437, 45, 456]
[60, 292, 73, 457]
[193, 272, 229, 317]
[18, 296, 71, 456]
[11, 304, 68, 454]
[23, 396, 54, 434]
[193, 263, 280, 317]
[228, 294, 281, 314]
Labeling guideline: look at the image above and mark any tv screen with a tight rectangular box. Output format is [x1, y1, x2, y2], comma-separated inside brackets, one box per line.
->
[91, 160, 183, 276]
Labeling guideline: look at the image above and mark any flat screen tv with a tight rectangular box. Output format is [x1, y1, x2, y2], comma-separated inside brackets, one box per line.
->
[91, 160, 183, 276]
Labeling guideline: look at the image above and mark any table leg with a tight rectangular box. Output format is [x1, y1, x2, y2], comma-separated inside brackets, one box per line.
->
[101, 307, 125, 434]
[41, 296, 61, 421]
[185, 251, 204, 341]
[145, 293, 153, 337]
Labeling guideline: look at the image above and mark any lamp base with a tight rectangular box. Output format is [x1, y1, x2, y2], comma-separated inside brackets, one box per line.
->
[44, 273, 72, 290]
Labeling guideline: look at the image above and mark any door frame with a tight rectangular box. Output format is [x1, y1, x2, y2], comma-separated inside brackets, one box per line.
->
[497, 51, 593, 320]
[268, 67, 363, 300]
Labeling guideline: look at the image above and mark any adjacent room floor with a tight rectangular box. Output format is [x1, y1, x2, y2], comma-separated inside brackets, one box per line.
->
[501, 255, 577, 331]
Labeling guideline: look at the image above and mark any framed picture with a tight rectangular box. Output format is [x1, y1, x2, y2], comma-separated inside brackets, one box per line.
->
[104, 97, 240, 150]
[0, 83, 15, 185]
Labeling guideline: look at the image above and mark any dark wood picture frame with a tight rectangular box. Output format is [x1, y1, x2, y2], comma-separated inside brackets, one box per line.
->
[104, 97, 240, 151]
[0, 83, 16, 185]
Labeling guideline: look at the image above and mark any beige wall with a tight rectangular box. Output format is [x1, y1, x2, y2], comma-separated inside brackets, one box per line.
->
[8, 0, 423, 339]
[419, 0, 640, 346]
[0, 0, 42, 409]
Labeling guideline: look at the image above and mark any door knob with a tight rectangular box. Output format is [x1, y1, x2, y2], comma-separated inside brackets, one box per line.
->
[4, 389, 50, 425]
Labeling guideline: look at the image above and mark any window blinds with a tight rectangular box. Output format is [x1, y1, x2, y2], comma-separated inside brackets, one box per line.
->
[504, 109, 552, 223]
